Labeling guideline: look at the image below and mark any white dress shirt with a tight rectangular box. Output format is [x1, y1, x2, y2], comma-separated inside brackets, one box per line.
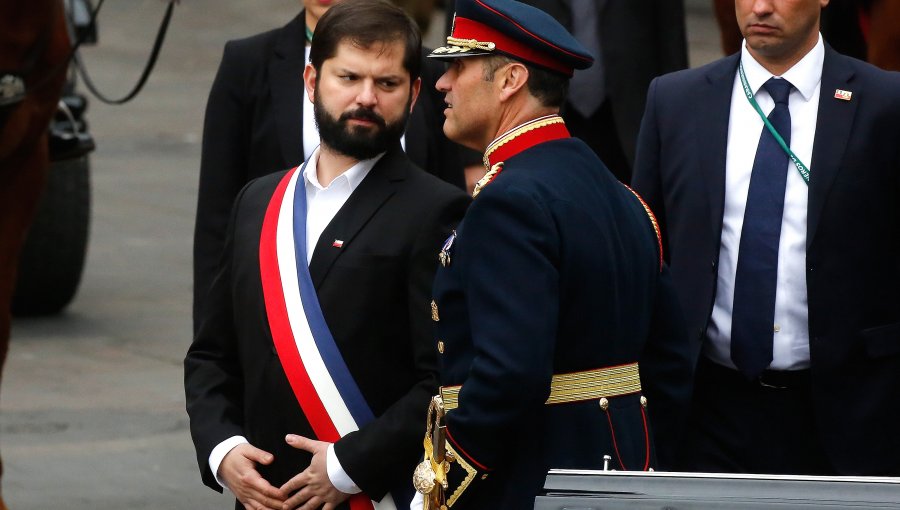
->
[209, 147, 383, 494]
[705, 35, 824, 371]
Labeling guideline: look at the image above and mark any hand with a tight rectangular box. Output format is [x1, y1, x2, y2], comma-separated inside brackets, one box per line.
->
[219, 443, 286, 510]
[280, 434, 351, 510]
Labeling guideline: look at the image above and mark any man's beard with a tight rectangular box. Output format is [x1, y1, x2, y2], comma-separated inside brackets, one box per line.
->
[314, 93, 410, 160]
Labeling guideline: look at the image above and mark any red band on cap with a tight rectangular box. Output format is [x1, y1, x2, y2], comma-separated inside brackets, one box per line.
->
[475, 0, 592, 63]
[451, 16, 572, 75]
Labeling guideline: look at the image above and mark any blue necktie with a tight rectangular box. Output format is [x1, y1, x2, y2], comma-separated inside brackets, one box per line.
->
[731, 77, 793, 379]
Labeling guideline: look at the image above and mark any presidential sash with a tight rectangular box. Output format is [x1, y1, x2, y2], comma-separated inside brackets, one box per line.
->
[259, 164, 397, 510]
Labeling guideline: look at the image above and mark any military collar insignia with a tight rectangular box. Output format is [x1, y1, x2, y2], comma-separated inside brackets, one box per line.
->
[482, 114, 569, 169]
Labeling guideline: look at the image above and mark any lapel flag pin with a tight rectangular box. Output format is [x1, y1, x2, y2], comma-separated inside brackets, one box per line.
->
[834, 89, 852, 101]
[332, 239, 344, 248]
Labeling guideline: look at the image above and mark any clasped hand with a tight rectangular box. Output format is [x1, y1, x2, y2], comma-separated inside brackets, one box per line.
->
[219, 435, 350, 510]
[279, 434, 351, 510]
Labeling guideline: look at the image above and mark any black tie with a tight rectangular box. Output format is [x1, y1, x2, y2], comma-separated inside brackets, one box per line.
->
[731, 77, 793, 379]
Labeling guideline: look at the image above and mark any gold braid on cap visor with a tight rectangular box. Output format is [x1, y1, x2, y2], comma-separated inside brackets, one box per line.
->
[433, 37, 497, 54]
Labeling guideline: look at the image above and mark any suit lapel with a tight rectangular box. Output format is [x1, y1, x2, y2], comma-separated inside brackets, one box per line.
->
[308, 146, 408, 289]
[702, 54, 740, 239]
[270, 14, 307, 167]
[807, 46, 857, 249]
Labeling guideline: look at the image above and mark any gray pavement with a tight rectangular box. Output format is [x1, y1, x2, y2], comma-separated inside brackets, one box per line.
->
[1, 2, 722, 509]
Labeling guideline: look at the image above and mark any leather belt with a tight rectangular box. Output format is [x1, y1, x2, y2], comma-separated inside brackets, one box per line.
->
[757, 368, 810, 389]
[700, 357, 810, 390]
[440, 362, 641, 411]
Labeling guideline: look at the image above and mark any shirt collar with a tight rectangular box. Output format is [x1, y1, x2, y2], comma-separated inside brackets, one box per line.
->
[740, 33, 824, 102]
[303, 146, 384, 191]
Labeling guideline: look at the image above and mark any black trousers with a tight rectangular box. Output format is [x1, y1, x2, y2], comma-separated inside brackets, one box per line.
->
[679, 357, 834, 475]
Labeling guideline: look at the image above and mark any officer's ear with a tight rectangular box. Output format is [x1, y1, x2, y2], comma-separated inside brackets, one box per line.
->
[496, 61, 529, 102]
[303, 63, 318, 104]
[408, 77, 422, 113]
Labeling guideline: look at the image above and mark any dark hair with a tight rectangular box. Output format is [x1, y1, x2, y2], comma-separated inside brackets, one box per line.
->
[309, 0, 422, 82]
[482, 54, 569, 108]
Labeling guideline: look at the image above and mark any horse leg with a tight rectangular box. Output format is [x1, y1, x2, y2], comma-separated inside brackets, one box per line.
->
[0, 138, 49, 509]
[0, 2, 70, 504]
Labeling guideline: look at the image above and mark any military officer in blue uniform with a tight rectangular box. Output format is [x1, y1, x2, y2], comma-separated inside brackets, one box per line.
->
[410, 1, 695, 509]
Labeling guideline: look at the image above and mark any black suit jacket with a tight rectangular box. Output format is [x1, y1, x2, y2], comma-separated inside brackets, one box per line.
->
[632, 46, 900, 475]
[503, 0, 688, 166]
[193, 12, 466, 333]
[185, 145, 470, 501]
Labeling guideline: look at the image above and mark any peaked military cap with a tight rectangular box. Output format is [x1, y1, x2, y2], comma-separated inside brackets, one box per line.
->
[429, 0, 594, 77]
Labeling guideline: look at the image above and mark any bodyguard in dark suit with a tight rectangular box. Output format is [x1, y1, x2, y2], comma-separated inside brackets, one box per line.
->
[632, 0, 900, 475]
[185, 3, 469, 508]
[458, 0, 688, 182]
[412, 1, 693, 508]
[193, 0, 468, 337]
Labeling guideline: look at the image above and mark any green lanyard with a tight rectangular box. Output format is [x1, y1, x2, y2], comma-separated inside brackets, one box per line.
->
[738, 62, 810, 185]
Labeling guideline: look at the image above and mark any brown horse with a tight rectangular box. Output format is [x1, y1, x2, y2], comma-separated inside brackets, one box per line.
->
[0, 1, 71, 507]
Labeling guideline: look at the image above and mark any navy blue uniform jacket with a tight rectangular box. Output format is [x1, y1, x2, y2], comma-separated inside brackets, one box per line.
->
[433, 135, 693, 508]
[632, 46, 900, 475]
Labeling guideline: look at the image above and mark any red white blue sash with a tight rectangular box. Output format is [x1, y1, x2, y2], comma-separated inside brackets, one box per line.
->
[259, 164, 397, 510]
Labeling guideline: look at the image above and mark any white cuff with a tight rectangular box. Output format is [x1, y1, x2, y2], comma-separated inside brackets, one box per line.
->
[410, 491, 424, 510]
[326, 443, 362, 494]
[209, 435, 249, 489]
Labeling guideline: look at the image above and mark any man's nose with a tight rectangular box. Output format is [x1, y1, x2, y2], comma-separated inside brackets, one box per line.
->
[436, 69, 453, 93]
[356, 80, 378, 107]
[751, 0, 775, 17]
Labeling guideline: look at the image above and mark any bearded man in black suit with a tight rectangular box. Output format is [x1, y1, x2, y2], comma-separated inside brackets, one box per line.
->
[193, 0, 470, 341]
[185, 2, 469, 508]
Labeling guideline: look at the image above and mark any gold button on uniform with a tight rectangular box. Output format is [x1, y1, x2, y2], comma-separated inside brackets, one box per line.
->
[431, 300, 440, 322]
[437, 341, 445, 354]
[640, 396, 648, 408]
[599, 397, 609, 411]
